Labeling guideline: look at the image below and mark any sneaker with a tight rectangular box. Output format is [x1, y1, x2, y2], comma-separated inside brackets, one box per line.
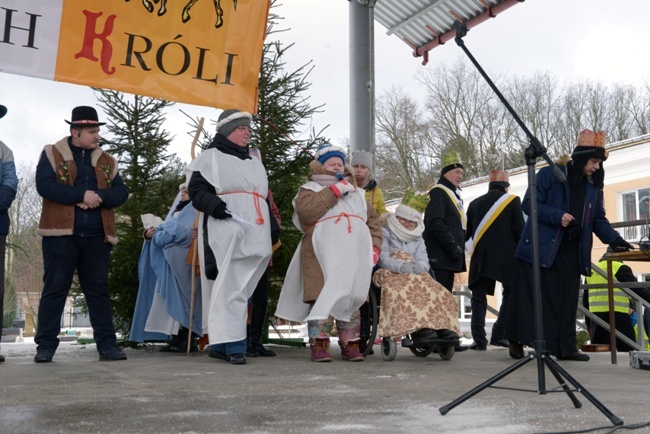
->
[98, 346, 127, 361]
[340, 340, 364, 362]
[310, 338, 332, 362]
[34, 348, 55, 363]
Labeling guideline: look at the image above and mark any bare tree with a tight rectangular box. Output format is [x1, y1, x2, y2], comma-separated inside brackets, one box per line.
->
[375, 86, 435, 199]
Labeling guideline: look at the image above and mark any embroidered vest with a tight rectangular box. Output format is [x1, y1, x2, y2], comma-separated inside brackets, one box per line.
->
[37, 138, 119, 245]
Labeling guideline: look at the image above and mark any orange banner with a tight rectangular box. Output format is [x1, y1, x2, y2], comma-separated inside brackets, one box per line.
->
[55, 0, 269, 112]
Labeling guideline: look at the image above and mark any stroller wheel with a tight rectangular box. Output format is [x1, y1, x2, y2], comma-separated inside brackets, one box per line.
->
[437, 344, 455, 360]
[381, 337, 397, 361]
[409, 343, 434, 357]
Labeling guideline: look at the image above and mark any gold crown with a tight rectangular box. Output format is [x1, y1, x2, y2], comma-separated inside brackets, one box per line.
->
[577, 129, 606, 148]
[442, 149, 462, 168]
[489, 169, 509, 183]
[401, 188, 429, 213]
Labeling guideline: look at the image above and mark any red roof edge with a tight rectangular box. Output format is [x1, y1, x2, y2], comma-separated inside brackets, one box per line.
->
[413, 0, 524, 65]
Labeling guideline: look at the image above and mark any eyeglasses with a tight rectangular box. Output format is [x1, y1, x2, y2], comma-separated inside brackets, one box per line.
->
[397, 217, 418, 227]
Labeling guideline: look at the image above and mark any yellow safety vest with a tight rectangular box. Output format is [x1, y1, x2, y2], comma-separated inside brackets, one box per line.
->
[585, 260, 629, 314]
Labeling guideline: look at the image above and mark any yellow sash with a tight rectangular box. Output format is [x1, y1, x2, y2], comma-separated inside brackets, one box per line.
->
[466, 194, 517, 256]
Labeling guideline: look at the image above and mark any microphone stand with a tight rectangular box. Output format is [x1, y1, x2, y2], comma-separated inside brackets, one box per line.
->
[439, 21, 623, 427]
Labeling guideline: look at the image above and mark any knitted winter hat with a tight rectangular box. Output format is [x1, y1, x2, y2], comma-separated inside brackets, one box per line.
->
[314, 143, 346, 165]
[571, 129, 608, 161]
[441, 149, 464, 176]
[351, 150, 373, 173]
[217, 109, 252, 137]
[0, 104, 7, 119]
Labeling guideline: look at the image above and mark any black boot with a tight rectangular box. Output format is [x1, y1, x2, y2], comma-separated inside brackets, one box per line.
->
[247, 304, 276, 357]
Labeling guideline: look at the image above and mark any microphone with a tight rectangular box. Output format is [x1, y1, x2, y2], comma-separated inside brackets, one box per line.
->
[334, 171, 349, 196]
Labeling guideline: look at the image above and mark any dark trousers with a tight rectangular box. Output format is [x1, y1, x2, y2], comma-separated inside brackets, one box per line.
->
[434, 269, 455, 293]
[0, 236, 5, 348]
[469, 277, 511, 345]
[35, 236, 117, 352]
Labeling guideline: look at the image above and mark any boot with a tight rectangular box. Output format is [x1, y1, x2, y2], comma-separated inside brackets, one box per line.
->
[159, 331, 183, 352]
[340, 339, 364, 362]
[310, 338, 332, 362]
[247, 304, 276, 357]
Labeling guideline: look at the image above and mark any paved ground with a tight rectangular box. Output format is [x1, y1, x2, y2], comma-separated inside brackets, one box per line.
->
[1, 339, 649, 434]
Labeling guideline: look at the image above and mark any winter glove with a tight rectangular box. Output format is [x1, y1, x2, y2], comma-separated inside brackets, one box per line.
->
[610, 237, 634, 252]
[565, 219, 580, 240]
[412, 262, 427, 275]
[399, 262, 416, 274]
[330, 181, 356, 198]
[372, 247, 380, 265]
[450, 244, 464, 263]
[212, 202, 232, 220]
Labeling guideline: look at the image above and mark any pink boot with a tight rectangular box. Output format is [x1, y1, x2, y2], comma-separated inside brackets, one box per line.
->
[340, 339, 364, 362]
[310, 338, 332, 362]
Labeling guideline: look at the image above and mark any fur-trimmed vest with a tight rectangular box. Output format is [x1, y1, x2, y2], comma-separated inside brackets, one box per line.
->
[37, 138, 119, 245]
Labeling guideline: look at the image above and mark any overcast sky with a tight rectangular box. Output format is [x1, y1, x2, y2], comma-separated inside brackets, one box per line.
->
[2, 0, 650, 169]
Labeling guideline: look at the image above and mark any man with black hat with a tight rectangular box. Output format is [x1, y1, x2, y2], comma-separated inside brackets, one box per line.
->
[0, 104, 19, 363]
[465, 169, 524, 351]
[507, 129, 633, 362]
[33, 106, 129, 363]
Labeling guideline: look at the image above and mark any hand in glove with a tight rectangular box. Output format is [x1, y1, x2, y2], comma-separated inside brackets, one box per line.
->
[330, 181, 356, 198]
[610, 237, 634, 252]
[450, 244, 465, 263]
[399, 262, 416, 274]
[372, 247, 380, 265]
[212, 202, 232, 220]
[412, 262, 427, 275]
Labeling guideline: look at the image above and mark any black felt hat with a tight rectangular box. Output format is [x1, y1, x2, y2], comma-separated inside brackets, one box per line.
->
[65, 106, 106, 127]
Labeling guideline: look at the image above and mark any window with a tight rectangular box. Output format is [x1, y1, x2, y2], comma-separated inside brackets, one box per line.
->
[621, 187, 650, 241]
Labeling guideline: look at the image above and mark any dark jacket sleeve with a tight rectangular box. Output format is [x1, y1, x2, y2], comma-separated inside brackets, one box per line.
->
[35, 150, 85, 205]
[97, 172, 128, 209]
[424, 189, 459, 255]
[188, 171, 226, 218]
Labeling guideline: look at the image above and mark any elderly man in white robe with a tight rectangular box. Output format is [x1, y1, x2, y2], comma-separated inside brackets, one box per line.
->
[186, 109, 279, 365]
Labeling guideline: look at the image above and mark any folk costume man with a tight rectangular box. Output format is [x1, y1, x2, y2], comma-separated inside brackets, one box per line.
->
[34, 106, 129, 363]
[423, 149, 467, 293]
[0, 103, 19, 364]
[187, 109, 278, 365]
[507, 129, 633, 361]
[465, 169, 524, 350]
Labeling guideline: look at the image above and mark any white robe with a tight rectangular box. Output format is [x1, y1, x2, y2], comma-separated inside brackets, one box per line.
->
[275, 181, 373, 322]
[185, 148, 271, 344]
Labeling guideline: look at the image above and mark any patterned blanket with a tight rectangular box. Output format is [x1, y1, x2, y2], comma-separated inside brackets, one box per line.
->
[373, 251, 461, 339]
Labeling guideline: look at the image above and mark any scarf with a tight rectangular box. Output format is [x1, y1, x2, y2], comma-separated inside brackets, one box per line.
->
[387, 213, 424, 242]
[311, 173, 342, 187]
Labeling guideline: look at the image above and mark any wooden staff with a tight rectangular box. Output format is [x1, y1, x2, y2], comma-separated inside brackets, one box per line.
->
[187, 117, 204, 354]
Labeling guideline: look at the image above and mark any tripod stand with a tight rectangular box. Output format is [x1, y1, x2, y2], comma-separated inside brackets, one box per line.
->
[439, 21, 623, 427]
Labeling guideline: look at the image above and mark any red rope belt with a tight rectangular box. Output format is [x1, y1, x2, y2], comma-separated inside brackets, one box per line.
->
[220, 190, 265, 225]
[306, 212, 364, 233]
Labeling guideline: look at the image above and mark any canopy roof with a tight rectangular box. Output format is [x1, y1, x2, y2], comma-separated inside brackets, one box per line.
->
[374, 0, 524, 65]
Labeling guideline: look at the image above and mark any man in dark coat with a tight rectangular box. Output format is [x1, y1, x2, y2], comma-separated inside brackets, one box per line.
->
[423, 149, 467, 293]
[34, 106, 129, 363]
[507, 129, 633, 361]
[0, 103, 19, 364]
[465, 169, 524, 350]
